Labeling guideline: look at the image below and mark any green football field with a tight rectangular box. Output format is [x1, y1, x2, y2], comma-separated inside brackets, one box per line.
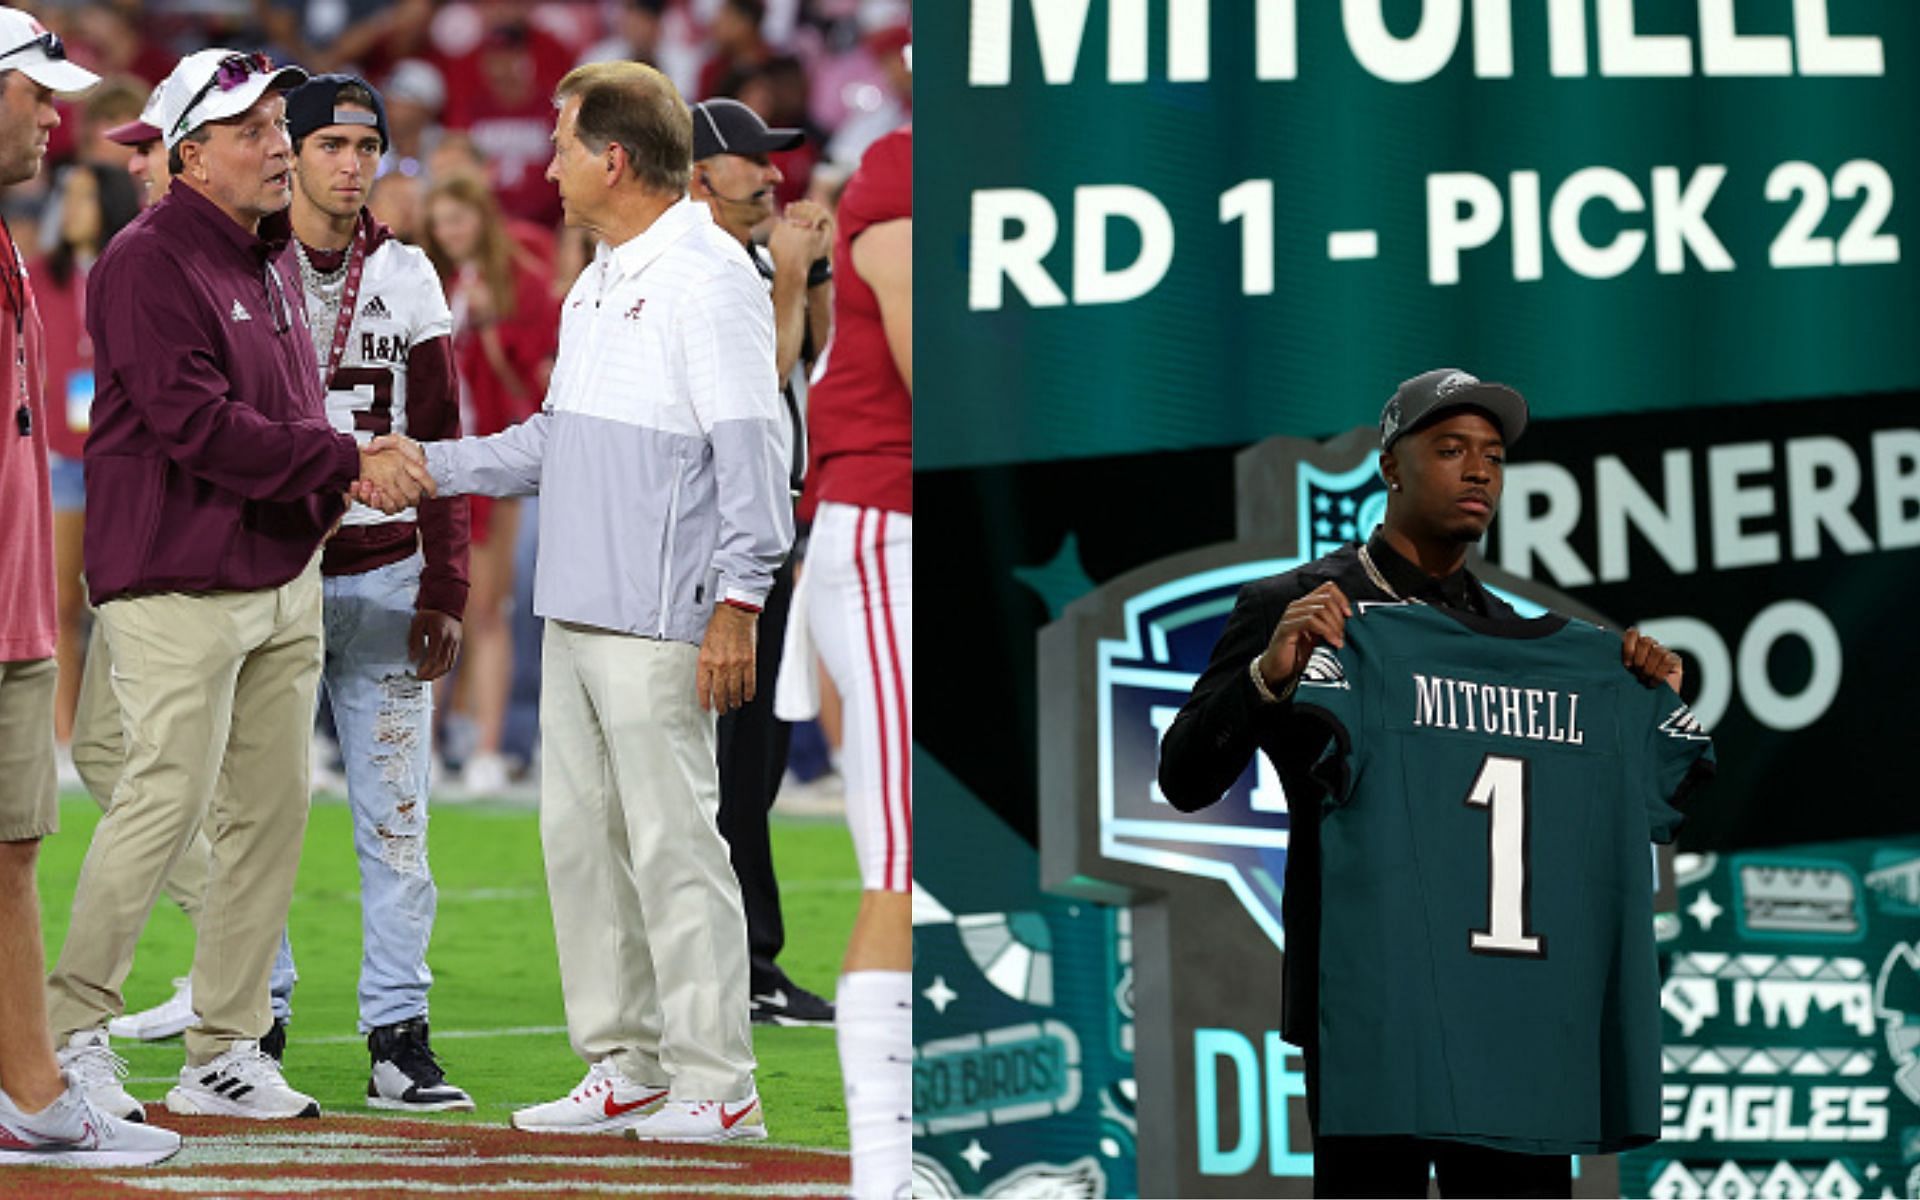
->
[35, 791, 858, 1148]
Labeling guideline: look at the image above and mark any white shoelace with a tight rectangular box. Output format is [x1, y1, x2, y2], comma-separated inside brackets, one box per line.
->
[65, 1042, 130, 1091]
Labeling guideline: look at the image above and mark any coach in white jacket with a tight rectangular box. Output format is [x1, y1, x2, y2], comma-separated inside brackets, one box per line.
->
[361, 61, 791, 1142]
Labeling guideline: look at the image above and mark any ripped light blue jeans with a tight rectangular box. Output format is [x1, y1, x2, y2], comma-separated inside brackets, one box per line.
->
[283, 553, 440, 1032]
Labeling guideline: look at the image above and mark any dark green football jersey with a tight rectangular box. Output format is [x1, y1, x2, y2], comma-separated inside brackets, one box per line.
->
[1294, 602, 1714, 1155]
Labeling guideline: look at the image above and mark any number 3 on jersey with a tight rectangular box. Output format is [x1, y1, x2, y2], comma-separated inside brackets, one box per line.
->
[333, 366, 395, 436]
[1464, 753, 1546, 958]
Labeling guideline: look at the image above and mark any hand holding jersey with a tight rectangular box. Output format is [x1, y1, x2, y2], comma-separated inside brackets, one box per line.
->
[1621, 626, 1684, 691]
[1255, 581, 1355, 696]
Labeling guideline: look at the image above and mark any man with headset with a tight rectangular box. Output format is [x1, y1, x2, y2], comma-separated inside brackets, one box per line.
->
[688, 96, 836, 1029]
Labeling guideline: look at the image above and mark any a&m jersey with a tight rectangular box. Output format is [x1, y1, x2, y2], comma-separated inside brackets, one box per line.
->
[1294, 602, 1714, 1154]
[305, 227, 453, 529]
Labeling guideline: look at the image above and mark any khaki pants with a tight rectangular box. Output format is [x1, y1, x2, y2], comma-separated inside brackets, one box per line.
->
[0, 658, 57, 843]
[540, 621, 755, 1101]
[70, 616, 210, 925]
[47, 561, 323, 1064]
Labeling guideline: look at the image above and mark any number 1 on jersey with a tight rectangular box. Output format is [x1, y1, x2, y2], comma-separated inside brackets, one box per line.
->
[1465, 753, 1546, 958]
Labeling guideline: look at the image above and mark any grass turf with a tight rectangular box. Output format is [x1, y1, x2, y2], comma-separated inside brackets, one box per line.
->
[36, 792, 857, 1148]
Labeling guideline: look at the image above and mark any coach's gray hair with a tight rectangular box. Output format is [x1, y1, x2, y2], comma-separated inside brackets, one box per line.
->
[553, 61, 691, 195]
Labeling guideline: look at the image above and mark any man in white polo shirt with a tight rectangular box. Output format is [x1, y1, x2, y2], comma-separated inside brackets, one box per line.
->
[360, 60, 789, 1142]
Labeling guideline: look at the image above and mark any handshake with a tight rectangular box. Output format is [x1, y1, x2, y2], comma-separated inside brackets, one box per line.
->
[352, 434, 437, 515]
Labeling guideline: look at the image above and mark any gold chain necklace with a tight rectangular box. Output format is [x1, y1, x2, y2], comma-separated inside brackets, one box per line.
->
[1357, 544, 1426, 606]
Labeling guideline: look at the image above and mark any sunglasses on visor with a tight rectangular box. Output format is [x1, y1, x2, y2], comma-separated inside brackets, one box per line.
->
[0, 30, 66, 66]
[171, 52, 276, 137]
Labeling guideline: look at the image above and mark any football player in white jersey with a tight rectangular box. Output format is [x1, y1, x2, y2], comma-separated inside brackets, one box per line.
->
[282, 74, 474, 1112]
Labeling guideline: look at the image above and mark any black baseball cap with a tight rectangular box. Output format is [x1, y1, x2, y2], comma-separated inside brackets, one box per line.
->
[1380, 368, 1528, 450]
[691, 98, 803, 161]
[285, 73, 389, 152]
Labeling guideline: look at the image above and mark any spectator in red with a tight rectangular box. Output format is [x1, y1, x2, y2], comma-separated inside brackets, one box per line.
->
[31, 161, 137, 755]
[696, 0, 771, 101]
[438, 21, 572, 227]
[421, 174, 556, 794]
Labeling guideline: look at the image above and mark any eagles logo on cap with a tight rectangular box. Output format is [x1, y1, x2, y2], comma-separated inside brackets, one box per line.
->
[1379, 367, 1529, 451]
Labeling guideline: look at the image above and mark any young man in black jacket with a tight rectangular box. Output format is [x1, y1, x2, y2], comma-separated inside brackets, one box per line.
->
[1157, 368, 1681, 1198]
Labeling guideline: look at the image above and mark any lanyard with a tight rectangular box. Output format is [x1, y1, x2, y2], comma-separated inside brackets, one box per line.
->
[1, 216, 28, 438]
[319, 225, 368, 382]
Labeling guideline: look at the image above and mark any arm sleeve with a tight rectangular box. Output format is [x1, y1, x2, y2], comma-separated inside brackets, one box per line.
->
[424, 409, 549, 500]
[406, 335, 471, 618]
[677, 269, 794, 611]
[93, 248, 359, 501]
[1643, 690, 1716, 845]
[1156, 581, 1293, 813]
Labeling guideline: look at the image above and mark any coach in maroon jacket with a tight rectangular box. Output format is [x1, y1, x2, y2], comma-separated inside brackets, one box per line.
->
[44, 49, 431, 1122]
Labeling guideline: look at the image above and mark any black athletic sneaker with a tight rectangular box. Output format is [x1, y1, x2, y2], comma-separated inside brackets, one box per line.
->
[750, 981, 835, 1027]
[368, 1019, 475, 1112]
[259, 1017, 287, 1063]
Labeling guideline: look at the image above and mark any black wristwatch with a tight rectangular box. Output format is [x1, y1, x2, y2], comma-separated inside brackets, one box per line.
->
[807, 257, 833, 288]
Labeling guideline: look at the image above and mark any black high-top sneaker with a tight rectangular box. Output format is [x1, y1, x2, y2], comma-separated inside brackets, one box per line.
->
[367, 1018, 475, 1112]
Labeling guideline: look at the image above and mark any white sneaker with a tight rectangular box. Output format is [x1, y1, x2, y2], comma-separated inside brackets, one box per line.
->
[56, 1030, 144, 1122]
[165, 1041, 320, 1119]
[109, 977, 199, 1041]
[510, 1059, 669, 1134]
[0, 1080, 180, 1167]
[461, 752, 511, 796]
[625, 1089, 768, 1143]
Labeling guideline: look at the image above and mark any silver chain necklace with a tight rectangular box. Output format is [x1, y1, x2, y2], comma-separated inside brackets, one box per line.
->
[293, 241, 347, 358]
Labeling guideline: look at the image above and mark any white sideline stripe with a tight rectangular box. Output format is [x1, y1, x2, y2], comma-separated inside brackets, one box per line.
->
[119, 1025, 570, 1051]
[174, 1149, 748, 1170]
[110, 1180, 840, 1196]
[308, 879, 859, 904]
[170, 1130, 846, 1159]
[300, 1025, 570, 1046]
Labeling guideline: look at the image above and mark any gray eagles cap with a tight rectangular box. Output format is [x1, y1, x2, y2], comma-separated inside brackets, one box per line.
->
[1380, 368, 1528, 450]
